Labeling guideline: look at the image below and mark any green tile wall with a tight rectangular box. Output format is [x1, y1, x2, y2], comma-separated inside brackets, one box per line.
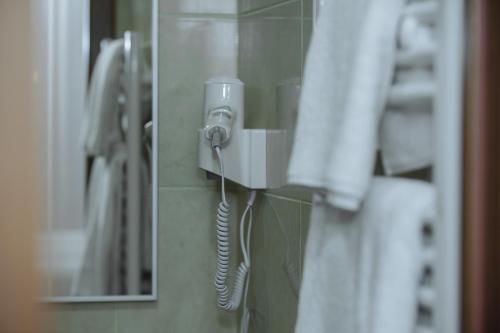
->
[115, 0, 152, 43]
[248, 195, 301, 332]
[43, 3, 241, 333]
[239, 0, 294, 14]
[158, 15, 238, 187]
[236, 1, 314, 331]
[43, 1, 314, 332]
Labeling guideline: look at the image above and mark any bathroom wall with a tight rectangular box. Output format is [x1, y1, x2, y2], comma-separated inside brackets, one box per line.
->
[42, 0, 313, 332]
[42, 1, 242, 332]
[237, 0, 313, 331]
[115, 0, 152, 43]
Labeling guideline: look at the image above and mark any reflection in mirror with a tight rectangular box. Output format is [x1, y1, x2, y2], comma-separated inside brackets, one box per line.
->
[34, 0, 155, 300]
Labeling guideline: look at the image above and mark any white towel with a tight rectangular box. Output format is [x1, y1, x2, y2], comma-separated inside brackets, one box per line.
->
[73, 144, 152, 295]
[287, 0, 405, 211]
[72, 145, 128, 295]
[380, 12, 436, 175]
[380, 103, 433, 175]
[82, 39, 124, 157]
[295, 177, 436, 333]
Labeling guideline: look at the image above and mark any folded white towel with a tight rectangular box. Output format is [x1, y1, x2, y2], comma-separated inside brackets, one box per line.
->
[295, 177, 436, 333]
[395, 43, 436, 67]
[380, 13, 436, 174]
[379, 6, 436, 175]
[387, 80, 435, 107]
[287, 0, 405, 211]
[82, 39, 124, 157]
[380, 103, 433, 175]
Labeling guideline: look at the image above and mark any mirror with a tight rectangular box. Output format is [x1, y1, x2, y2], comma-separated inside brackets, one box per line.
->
[33, 0, 156, 301]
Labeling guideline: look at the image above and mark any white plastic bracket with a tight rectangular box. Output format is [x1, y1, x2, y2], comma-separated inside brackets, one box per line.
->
[198, 128, 287, 189]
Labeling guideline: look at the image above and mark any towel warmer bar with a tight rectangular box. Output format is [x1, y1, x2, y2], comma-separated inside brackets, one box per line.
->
[123, 31, 143, 296]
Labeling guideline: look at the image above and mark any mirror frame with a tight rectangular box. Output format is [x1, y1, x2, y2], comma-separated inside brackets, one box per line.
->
[42, 0, 158, 303]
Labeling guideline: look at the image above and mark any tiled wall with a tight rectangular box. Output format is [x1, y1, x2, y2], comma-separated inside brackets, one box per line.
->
[237, 0, 313, 331]
[42, 0, 313, 332]
[115, 0, 152, 43]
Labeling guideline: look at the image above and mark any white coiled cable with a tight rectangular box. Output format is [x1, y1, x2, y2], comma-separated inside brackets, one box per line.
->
[214, 146, 256, 315]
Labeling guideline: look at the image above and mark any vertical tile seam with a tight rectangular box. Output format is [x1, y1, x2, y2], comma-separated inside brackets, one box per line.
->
[300, 0, 305, 79]
[299, 200, 303, 275]
[114, 306, 118, 333]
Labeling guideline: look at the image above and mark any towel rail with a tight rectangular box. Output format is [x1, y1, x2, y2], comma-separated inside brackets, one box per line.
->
[123, 31, 143, 295]
[387, 82, 435, 107]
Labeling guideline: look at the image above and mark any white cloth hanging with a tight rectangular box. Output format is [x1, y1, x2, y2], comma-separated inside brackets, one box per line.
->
[82, 39, 124, 157]
[295, 177, 436, 333]
[287, 0, 405, 211]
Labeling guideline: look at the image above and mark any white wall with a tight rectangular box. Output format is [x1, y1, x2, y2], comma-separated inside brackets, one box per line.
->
[32, 0, 88, 231]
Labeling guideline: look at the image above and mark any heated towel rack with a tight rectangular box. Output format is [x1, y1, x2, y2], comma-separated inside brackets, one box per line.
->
[313, 0, 464, 332]
[124, 31, 143, 296]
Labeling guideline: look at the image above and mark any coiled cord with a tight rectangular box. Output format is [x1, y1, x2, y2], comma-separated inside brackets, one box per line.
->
[213, 146, 257, 314]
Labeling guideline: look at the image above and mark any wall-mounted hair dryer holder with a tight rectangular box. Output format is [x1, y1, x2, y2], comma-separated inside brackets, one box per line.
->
[198, 128, 287, 189]
[199, 78, 290, 324]
[198, 77, 288, 189]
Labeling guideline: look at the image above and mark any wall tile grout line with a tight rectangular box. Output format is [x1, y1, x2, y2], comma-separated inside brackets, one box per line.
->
[263, 192, 304, 204]
[158, 185, 220, 190]
[158, 12, 238, 20]
[114, 307, 117, 333]
[238, 0, 301, 18]
[300, 0, 305, 79]
[299, 201, 303, 275]
[301, 200, 311, 206]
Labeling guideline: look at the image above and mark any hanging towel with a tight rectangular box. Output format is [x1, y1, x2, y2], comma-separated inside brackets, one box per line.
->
[295, 196, 360, 333]
[71, 145, 128, 296]
[295, 177, 436, 333]
[287, 0, 405, 211]
[82, 39, 124, 157]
